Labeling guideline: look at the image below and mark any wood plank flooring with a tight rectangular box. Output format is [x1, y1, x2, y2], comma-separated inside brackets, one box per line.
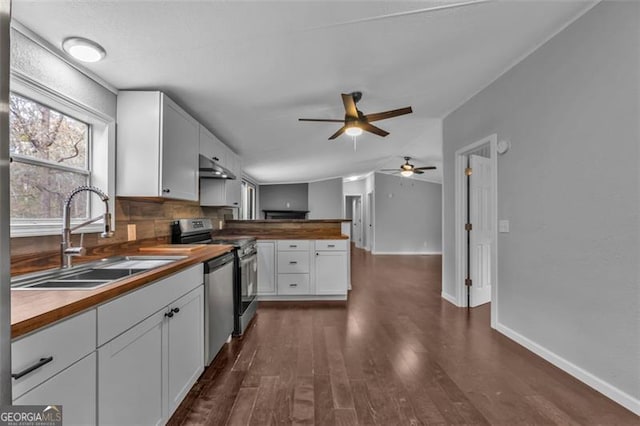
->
[169, 247, 638, 425]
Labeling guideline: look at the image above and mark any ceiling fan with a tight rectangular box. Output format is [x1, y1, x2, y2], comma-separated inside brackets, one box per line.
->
[382, 157, 436, 177]
[298, 92, 412, 140]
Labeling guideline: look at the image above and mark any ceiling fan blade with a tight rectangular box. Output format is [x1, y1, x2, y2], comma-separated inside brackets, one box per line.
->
[414, 170, 424, 174]
[380, 169, 399, 171]
[328, 126, 347, 140]
[414, 166, 437, 170]
[341, 93, 359, 118]
[360, 122, 389, 137]
[298, 118, 345, 123]
[364, 107, 413, 122]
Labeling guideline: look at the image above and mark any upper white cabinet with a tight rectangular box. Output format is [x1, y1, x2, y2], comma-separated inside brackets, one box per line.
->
[117, 91, 199, 201]
[199, 123, 242, 207]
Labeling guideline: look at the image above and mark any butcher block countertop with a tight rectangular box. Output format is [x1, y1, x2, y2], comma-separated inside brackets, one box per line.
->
[11, 244, 233, 339]
[218, 232, 349, 240]
[221, 219, 350, 240]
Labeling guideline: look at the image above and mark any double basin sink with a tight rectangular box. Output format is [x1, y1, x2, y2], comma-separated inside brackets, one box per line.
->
[12, 256, 187, 290]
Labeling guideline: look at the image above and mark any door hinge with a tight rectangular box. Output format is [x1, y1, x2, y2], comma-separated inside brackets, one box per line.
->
[465, 167, 473, 176]
[465, 278, 473, 287]
[465, 223, 473, 231]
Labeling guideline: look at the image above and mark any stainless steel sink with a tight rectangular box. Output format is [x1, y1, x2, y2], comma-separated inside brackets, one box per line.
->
[12, 255, 188, 290]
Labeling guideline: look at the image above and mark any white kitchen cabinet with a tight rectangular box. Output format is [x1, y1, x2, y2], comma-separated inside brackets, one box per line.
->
[14, 353, 96, 426]
[200, 145, 242, 207]
[117, 91, 199, 201]
[257, 241, 276, 295]
[199, 125, 228, 167]
[315, 251, 348, 295]
[99, 309, 165, 426]
[98, 268, 204, 425]
[167, 286, 205, 414]
[315, 240, 348, 295]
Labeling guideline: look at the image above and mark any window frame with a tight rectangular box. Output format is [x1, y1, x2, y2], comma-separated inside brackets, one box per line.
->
[9, 74, 115, 237]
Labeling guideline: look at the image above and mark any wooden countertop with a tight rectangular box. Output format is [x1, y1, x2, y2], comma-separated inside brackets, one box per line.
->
[226, 219, 351, 223]
[230, 233, 349, 240]
[11, 244, 234, 339]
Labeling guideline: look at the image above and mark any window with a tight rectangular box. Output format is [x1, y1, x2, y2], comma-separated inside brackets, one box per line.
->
[241, 180, 256, 220]
[10, 93, 91, 221]
[9, 78, 114, 237]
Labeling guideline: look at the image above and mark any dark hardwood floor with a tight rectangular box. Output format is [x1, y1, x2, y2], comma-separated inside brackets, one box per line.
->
[169, 247, 638, 425]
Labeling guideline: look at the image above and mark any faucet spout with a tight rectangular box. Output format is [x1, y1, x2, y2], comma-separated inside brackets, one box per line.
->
[61, 185, 113, 268]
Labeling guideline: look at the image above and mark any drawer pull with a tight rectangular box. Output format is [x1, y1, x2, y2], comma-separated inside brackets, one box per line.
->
[172, 307, 180, 315]
[165, 311, 174, 318]
[12, 356, 54, 380]
[328, 244, 335, 248]
[289, 261, 298, 265]
[289, 283, 298, 287]
[289, 245, 297, 248]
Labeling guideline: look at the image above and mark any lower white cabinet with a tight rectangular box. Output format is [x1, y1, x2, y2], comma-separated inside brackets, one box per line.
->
[257, 241, 276, 295]
[98, 285, 204, 425]
[315, 251, 348, 295]
[99, 310, 165, 426]
[14, 353, 97, 426]
[167, 286, 205, 414]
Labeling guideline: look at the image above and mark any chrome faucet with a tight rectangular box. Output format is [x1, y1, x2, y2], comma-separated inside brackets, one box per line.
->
[61, 186, 114, 268]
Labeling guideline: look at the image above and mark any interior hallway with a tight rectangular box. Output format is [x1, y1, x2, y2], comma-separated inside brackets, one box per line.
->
[169, 247, 637, 425]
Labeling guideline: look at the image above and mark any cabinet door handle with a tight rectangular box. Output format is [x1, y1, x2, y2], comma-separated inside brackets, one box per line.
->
[12, 356, 54, 380]
[328, 244, 335, 248]
[172, 307, 180, 314]
[162, 188, 171, 193]
[289, 283, 298, 287]
[165, 311, 174, 318]
[289, 261, 297, 264]
[212, 156, 219, 162]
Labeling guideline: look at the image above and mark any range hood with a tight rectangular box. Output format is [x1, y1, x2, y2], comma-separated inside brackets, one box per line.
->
[198, 154, 236, 180]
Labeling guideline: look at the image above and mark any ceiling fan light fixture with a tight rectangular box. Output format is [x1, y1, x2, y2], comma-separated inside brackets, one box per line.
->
[345, 125, 363, 137]
[400, 170, 414, 177]
[62, 37, 106, 62]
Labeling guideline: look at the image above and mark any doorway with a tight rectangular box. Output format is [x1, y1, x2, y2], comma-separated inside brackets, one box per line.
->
[454, 134, 498, 327]
[366, 192, 374, 252]
[344, 195, 363, 248]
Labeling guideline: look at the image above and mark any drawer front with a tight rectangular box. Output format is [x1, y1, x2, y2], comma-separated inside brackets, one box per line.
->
[277, 274, 310, 295]
[12, 309, 96, 399]
[277, 240, 310, 251]
[315, 240, 347, 251]
[98, 264, 203, 346]
[277, 251, 309, 273]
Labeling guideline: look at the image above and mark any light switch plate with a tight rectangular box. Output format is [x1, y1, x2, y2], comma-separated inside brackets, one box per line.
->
[498, 219, 510, 233]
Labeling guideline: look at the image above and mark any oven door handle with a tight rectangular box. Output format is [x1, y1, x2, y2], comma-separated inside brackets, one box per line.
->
[240, 253, 257, 267]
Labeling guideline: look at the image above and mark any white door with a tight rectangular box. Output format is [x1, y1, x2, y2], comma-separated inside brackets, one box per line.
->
[469, 154, 493, 307]
[366, 192, 374, 251]
[354, 197, 363, 248]
[315, 251, 348, 295]
[167, 286, 204, 415]
[14, 353, 96, 426]
[98, 311, 165, 426]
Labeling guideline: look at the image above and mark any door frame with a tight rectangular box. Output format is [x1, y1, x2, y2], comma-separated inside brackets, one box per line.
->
[454, 134, 498, 328]
[343, 194, 363, 248]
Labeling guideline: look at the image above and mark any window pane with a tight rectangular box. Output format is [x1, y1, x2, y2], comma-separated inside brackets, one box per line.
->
[10, 162, 89, 219]
[9, 93, 88, 168]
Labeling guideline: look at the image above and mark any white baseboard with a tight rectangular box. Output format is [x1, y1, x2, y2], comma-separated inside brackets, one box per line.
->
[496, 322, 640, 415]
[441, 291, 460, 306]
[372, 251, 442, 255]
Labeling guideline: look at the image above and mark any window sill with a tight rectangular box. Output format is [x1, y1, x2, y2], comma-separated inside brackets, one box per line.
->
[11, 223, 105, 238]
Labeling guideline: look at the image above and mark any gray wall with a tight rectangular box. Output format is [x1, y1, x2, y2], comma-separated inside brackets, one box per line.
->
[308, 178, 343, 219]
[442, 1, 639, 404]
[259, 183, 308, 215]
[373, 173, 442, 254]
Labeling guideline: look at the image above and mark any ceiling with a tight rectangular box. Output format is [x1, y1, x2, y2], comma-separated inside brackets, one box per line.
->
[12, 0, 593, 184]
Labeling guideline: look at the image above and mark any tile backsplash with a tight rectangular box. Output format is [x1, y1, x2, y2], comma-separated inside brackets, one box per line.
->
[10, 197, 233, 274]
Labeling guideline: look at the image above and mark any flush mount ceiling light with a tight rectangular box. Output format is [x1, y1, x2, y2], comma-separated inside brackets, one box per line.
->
[62, 37, 106, 62]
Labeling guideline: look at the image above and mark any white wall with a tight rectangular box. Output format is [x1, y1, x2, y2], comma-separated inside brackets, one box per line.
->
[442, 1, 639, 412]
[308, 178, 343, 219]
[259, 183, 308, 213]
[373, 173, 442, 254]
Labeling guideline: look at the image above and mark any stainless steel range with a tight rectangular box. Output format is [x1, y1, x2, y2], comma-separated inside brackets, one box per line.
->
[171, 219, 258, 337]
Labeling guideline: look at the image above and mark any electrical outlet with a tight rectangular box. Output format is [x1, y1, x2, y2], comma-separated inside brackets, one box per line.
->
[218, 220, 223, 229]
[499, 219, 510, 233]
[286, 202, 291, 208]
[127, 224, 137, 241]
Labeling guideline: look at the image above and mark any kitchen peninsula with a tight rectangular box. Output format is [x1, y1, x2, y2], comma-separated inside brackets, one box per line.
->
[217, 219, 352, 300]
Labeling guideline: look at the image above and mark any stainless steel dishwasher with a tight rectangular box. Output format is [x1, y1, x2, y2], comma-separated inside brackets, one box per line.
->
[204, 252, 235, 366]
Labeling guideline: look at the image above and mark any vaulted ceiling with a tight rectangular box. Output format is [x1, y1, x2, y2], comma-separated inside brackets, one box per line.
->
[12, 0, 594, 183]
